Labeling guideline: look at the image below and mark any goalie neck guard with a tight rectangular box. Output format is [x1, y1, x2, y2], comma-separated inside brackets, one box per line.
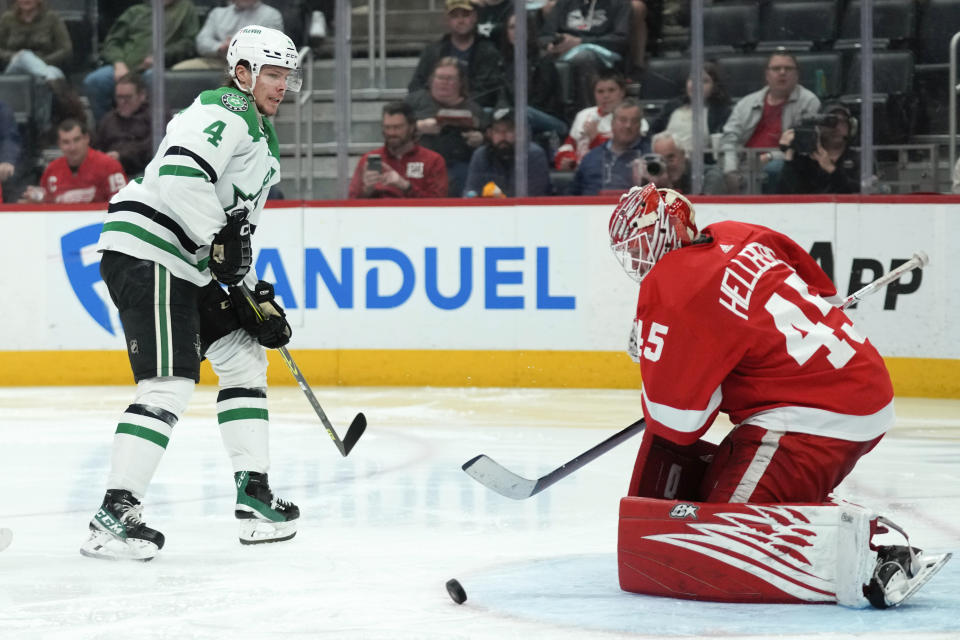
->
[608, 183, 698, 283]
[227, 25, 302, 93]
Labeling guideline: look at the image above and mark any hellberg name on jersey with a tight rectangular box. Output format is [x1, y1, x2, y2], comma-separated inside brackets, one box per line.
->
[635, 221, 894, 446]
[97, 87, 281, 287]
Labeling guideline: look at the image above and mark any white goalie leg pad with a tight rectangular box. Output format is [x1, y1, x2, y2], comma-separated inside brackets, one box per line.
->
[831, 500, 878, 607]
[237, 519, 298, 545]
[206, 329, 268, 389]
[80, 529, 160, 561]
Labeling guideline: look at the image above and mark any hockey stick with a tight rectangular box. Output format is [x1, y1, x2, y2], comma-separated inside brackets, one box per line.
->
[462, 419, 647, 499]
[463, 251, 930, 499]
[840, 251, 928, 309]
[235, 283, 366, 457]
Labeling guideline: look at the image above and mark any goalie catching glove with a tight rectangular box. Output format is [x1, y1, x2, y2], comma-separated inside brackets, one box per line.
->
[229, 281, 292, 349]
[209, 214, 252, 285]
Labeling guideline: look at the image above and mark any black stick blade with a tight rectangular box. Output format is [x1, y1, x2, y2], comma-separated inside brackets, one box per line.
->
[340, 412, 367, 456]
[461, 455, 537, 499]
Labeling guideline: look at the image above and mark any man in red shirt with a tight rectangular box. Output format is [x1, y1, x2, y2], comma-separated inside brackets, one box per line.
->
[609, 184, 950, 608]
[720, 52, 820, 193]
[23, 118, 127, 203]
[349, 102, 448, 199]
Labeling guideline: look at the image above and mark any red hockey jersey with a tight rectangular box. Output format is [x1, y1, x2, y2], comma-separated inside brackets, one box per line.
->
[634, 221, 894, 446]
[40, 149, 127, 204]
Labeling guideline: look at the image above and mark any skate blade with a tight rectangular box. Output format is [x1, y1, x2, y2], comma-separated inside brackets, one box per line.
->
[238, 518, 298, 545]
[79, 529, 159, 561]
[887, 552, 952, 607]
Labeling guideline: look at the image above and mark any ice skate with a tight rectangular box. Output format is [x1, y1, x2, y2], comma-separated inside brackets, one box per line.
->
[866, 544, 952, 608]
[80, 490, 165, 561]
[234, 471, 299, 545]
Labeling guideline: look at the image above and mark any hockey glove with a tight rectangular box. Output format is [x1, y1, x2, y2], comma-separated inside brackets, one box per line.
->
[209, 215, 252, 285]
[230, 281, 292, 349]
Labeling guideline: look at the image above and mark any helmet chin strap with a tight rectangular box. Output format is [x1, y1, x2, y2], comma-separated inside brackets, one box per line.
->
[232, 69, 265, 121]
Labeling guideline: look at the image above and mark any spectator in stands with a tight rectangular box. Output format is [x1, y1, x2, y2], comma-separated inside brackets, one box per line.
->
[953, 157, 960, 194]
[83, 0, 199, 122]
[571, 98, 649, 195]
[0, 0, 73, 134]
[777, 102, 861, 194]
[539, 0, 647, 74]
[95, 73, 152, 178]
[473, 0, 512, 43]
[406, 57, 486, 197]
[0, 98, 21, 202]
[497, 12, 567, 157]
[720, 51, 820, 194]
[173, 0, 283, 70]
[649, 61, 731, 163]
[349, 101, 448, 199]
[407, 0, 503, 108]
[633, 131, 725, 195]
[21, 118, 127, 203]
[554, 69, 629, 171]
[539, 0, 632, 114]
[463, 108, 552, 197]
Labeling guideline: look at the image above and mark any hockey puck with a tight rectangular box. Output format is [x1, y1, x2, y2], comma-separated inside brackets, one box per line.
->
[445, 578, 467, 604]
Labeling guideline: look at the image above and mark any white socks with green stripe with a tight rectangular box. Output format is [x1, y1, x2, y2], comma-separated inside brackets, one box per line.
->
[107, 403, 179, 495]
[217, 387, 270, 472]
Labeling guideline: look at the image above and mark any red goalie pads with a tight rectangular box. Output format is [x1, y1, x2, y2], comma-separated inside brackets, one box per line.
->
[619, 432, 870, 605]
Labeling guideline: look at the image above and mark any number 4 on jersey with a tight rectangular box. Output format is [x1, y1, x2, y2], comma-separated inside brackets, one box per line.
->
[765, 272, 865, 369]
[204, 120, 227, 147]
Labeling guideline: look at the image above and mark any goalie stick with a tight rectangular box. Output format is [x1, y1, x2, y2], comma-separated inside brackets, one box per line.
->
[235, 283, 366, 457]
[463, 251, 930, 499]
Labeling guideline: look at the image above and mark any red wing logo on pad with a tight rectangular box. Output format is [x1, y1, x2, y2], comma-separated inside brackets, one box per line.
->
[644, 505, 835, 601]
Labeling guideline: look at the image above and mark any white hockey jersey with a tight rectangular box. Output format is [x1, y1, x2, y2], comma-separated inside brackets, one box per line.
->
[98, 87, 282, 287]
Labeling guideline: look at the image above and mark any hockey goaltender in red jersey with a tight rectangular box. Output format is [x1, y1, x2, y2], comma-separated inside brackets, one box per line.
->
[608, 183, 950, 609]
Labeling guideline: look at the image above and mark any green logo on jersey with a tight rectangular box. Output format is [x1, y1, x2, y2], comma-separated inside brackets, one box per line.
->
[221, 94, 249, 112]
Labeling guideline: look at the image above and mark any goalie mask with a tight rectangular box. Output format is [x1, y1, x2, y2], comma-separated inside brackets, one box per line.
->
[608, 183, 698, 283]
[227, 25, 302, 93]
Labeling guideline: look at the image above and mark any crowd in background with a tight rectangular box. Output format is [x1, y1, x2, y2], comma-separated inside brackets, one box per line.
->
[1, 0, 958, 203]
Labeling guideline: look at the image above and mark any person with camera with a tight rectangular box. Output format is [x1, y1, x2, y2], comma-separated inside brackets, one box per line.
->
[776, 103, 860, 194]
[349, 101, 448, 199]
[632, 131, 725, 195]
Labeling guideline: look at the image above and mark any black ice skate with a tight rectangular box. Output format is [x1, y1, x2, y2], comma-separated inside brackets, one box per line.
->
[80, 489, 165, 561]
[865, 514, 952, 611]
[234, 471, 299, 545]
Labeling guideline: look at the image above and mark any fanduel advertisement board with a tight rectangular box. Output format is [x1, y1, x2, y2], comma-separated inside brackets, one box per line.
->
[0, 199, 954, 359]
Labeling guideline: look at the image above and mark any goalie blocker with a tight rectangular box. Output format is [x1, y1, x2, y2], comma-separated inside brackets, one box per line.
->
[618, 435, 951, 608]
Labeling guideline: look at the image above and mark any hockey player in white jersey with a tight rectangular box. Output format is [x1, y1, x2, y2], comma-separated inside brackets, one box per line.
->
[81, 26, 304, 561]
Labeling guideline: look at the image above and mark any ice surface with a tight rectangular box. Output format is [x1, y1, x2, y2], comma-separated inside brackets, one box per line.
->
[0, 387, 957, 639]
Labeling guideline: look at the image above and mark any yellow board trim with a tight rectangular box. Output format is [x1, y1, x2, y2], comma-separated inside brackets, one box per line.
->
[0, 350, 957, 398]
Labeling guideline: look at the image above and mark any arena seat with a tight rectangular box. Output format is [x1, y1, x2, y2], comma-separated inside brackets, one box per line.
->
[701, 2, 760, 54]
[795, 51, 843, 99]
[756, 1, 839, 52]
[834, 0, 916, 52]
[712, 54, 767, 101]
[162, 70, 225, 112]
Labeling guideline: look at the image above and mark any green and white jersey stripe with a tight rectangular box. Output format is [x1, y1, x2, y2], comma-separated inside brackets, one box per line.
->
[98, 87, 281, 287]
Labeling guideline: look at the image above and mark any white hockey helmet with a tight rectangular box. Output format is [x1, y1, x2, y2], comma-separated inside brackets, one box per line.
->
[227, 25, 302, 92]
[609, 183, 698, 283]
